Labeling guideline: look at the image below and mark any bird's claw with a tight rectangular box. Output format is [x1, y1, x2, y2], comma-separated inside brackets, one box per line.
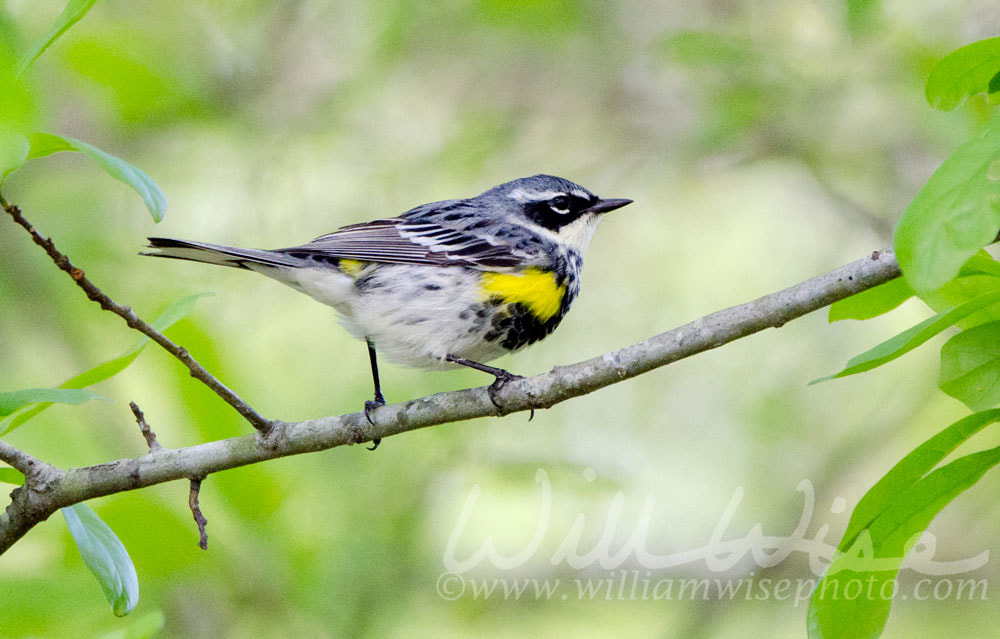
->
[363, 393, 385, 451]
[363, 398, 383, 425]
[486, 371, 522, 407]
[487, 371, 533, 420]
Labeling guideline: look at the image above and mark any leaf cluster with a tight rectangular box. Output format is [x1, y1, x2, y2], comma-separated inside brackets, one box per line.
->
[808, 38, 1000, 639]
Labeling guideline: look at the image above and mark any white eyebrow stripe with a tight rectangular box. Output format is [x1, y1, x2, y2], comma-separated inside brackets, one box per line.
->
[570, 189, 590, 199]
[507, 188, 566, 203]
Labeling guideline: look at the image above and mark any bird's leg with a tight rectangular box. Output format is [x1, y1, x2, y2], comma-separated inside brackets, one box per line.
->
[445, 354, 534, 420]
[363, 340, 384, 450]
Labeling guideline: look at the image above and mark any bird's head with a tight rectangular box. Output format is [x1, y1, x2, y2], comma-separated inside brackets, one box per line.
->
[481, 174, 632, 253]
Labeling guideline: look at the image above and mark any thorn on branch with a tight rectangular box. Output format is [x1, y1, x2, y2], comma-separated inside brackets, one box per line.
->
[188, 476, 208, 550]
[129, 402, 163, 452]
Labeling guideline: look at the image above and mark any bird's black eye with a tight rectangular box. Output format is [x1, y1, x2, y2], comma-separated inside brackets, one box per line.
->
[549, 195, 570, 213]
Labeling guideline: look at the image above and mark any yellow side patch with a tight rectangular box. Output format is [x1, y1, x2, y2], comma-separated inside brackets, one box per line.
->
[480, 268, 565, 321]
[339, 259, 365, 276]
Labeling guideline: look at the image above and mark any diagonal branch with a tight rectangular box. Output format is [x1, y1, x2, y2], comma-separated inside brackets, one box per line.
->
[0, 247, 902, 554]
[1, 199, 272, 433]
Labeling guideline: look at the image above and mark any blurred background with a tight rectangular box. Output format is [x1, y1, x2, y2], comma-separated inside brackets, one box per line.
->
[2, 0, 999, 637]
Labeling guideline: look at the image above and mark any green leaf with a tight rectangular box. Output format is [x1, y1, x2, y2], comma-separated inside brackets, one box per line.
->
[147, 292, 212, 333]
[809, 444, 1000, 639]
[63, 503, 138, 616]
[16, 0, 98, 77]
[26, 131, 74, 160]
[917, 253, 1000, 328]
[829, 277, 913, 322]
[0, 131, 29, 181]
[0, 293, 209, 434]
[0, 36, 40, 140]
[958, 252, 1000, 278]
[0, 388, 106, 417]
[0, 468, 25, 485]
[22, 132, 166, 221]
[925, 37, 1000, 111]
[812, 289, 1000, 383]
[920, 275, 1000, 329]
[940, 322, 1000, 410]
[59, 291, 210, 389]
[893, 118, 1000, 293]
[840, 409, 1000, 550]
[810, 410, 1000, 638]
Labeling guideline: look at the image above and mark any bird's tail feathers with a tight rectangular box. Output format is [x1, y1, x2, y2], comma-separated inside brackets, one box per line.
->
[143, 238, 302, 270]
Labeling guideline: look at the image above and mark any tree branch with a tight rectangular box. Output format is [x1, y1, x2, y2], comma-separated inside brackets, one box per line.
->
[0, 441, 65, 553]
[1, 199, 272, 433]
[0, 441, 42, 477]
[0, 247, 902, 554]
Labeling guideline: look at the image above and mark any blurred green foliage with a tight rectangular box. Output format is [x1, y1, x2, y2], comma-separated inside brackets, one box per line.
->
[3, 1, 1000, 638]
[1, 292, 206, 434]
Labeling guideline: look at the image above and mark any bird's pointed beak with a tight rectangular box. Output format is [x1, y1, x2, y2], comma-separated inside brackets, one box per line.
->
[584, 198, 633, 214]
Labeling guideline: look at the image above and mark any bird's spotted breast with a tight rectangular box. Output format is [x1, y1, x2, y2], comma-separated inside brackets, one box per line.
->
[479, 267, 566, 322]
[478, 266, 578, 352]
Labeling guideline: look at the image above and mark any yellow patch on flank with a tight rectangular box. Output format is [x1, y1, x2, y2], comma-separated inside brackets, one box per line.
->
[480, 268, 565, 321]
[339, 259, 364, 276]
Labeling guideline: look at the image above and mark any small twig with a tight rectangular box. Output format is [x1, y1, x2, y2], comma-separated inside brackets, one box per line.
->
[129, 402, 162, 452]
[2, 200, 272, 434]
[0, 441, 45, 478]
[188, 476, 208, 550]
[131, 401, 208, 549]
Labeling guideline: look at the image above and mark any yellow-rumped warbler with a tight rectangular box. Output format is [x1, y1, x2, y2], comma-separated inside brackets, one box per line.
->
[144, 174, 631, 447]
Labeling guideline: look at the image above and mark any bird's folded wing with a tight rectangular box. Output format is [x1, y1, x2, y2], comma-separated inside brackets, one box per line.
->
[276, 217, 524, 269]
